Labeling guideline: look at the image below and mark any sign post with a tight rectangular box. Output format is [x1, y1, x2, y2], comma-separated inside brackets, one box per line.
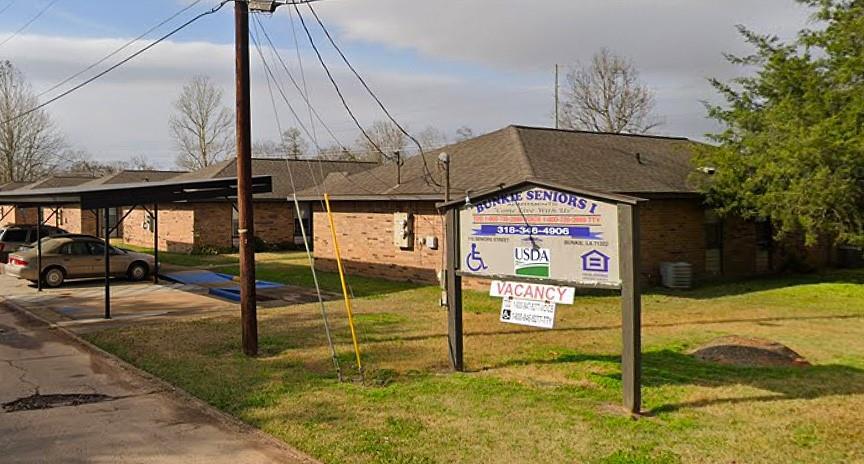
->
[445, 208, 464, 371]
[618, 202, 641, 414]
[440, 180, 644, 414]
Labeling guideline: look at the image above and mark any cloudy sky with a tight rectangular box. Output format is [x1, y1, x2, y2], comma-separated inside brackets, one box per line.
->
[0, 0, 814, 168]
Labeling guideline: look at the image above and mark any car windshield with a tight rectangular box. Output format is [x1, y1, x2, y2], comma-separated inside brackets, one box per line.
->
[1, 229, 28, 242]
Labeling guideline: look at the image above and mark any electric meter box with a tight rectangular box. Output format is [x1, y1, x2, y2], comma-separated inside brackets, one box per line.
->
[393, 212, 414, 249]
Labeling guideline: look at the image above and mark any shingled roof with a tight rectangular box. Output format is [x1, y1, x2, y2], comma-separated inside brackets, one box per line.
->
[15, 174, 98, 191]
[81, 169, 186, 187]
[172, 158, 378, 200]
[0, 182, 31, 192]
[297, 125, 704, 201]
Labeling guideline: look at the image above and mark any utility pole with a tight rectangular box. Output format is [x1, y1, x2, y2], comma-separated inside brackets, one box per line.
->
[554, 64, 560, 129]
[235, 0, 258, 356]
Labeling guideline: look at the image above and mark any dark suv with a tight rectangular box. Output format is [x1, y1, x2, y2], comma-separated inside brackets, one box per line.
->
[0, 224, 68, 263]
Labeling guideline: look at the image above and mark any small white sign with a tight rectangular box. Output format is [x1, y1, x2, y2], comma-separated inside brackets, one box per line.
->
[489, 280, 575, 304]
[499, 298, 557, 329]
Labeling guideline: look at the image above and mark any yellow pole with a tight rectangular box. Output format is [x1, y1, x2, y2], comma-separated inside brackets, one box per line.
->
[324, 193, 363, 377]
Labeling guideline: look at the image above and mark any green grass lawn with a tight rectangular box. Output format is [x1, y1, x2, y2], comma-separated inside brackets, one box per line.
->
[83, 254, 864, 463]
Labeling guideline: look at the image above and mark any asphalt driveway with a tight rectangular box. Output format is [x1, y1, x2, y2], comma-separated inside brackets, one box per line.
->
[0, 304, 316, 464]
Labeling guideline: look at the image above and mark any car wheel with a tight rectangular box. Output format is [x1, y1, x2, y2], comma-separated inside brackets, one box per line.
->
[127, 262, 149, 282]
[43, 267, 65, 288]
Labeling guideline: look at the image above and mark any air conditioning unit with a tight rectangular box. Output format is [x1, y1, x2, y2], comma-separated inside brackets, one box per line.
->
[660, 262, 692, 289]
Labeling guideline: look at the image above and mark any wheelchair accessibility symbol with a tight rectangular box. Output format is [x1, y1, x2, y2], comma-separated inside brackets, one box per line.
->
[465, 243, 489, 272]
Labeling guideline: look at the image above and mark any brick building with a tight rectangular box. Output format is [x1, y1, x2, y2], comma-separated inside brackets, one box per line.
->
[121, 158, 376, 253]
[1, 175, 97, 230]
[298, 125, 836, 285]
[1, 171, 186, 237]
[0, 182, 35, 227]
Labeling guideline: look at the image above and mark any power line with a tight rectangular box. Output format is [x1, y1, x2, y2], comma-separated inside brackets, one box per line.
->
[36, 0, 205, 100]
[0, 0, 231, 127]
[250, 19, 321, 152]
[286, 4, 319, 156]
[252, 21, 343, 381]
[0, 0, 19, 16]
[253, 14, 347, 152]
[0, 0, 61, 49]
[304, 2, 442, 188]
[290, 2, 393, 163]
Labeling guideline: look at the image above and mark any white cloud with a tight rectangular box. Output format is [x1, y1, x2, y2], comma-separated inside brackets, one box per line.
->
[313, 0, 812, 74]
[2, 1, 816, 167]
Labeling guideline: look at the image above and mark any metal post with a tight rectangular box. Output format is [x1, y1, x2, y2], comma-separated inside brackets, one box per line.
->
[104, 208, 111, 320]
[36, 208, 42, 292]
[153, 203, 159, 284]
[235, 0, 258, 356]
[445, 208, 463, 371]
[618, 203, 642, 414]
[554, 64, 560, 129]
[443, 154, 451, 203]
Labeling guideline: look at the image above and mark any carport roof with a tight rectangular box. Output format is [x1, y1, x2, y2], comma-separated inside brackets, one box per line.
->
[0, 175, 273, 209]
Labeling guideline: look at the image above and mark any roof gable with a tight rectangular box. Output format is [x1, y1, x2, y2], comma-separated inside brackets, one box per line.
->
[300, 125, 704, 200]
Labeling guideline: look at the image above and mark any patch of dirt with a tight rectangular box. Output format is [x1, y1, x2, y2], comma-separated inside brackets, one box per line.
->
[690, 336, 810, 367]
[2, 393, 116, 412]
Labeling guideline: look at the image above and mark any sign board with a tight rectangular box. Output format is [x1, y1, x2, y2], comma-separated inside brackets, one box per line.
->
[443, 180, 643, 414]
[489, 280, 574, 305]
[500, 298, 557, 329]
[459, 186, 620, 286]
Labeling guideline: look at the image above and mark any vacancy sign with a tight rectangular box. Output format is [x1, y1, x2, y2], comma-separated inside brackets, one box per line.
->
[491, 280, 574, 329]
[489, 280, 575, 304]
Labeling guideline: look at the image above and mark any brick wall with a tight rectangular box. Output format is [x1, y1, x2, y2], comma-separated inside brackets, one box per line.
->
[312, 200, 445, 283]
[638, 198, 706, 283]
[0, 206, 36, 227]
[722, 215, 761, 277]
[56, 207, 98, 235]
[252, 202, 295, 247]
[123, 206, 196, 253]
[122, 201, 295, 253]
[192, 203, 233, 251]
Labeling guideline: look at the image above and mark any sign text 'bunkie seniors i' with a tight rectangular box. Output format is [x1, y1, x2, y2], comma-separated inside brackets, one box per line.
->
[459, 186, 621, 286]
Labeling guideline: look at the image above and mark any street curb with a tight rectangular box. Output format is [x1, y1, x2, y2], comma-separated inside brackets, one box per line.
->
[0, 296, 322, 464]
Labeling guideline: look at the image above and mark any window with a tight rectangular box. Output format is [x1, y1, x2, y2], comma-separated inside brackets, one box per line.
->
[88, 242, 106, 255]
[293, 203, 312, 239]
[63, 242, 91, 256]
[232, 207, 240, 239]
[756, 220, 773, 250]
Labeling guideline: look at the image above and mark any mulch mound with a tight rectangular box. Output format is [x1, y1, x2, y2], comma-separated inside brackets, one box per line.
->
[690, 336, 810, 367]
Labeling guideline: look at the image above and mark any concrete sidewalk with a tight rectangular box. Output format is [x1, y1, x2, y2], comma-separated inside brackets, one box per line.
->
[0, 305, 317, 464]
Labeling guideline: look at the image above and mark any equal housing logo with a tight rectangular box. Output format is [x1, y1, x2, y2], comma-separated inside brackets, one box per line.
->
[514, 247, 550, 278]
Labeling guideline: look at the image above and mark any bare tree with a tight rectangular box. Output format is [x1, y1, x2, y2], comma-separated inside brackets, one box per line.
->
[318, 144, 357, 161]
[280, 127, 308, 158]
[559, 49, 661, 134]
[57, 150, 120, 177]
[254, 128, 309, 159]
[356, 120, 406, 163]
[252, 139, 281, 158]
[454, 125, 474, 142]
[416, 126, 447, 150]
[0, 61, 65, 183]
[127, 154, 157, 170]
[169, 75, 233, 170]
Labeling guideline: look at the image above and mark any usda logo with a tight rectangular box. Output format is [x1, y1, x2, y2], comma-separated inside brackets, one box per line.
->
[514, 247, 550, 278]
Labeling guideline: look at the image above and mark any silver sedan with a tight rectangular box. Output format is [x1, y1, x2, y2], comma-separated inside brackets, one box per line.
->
[4, 235, 155, 288]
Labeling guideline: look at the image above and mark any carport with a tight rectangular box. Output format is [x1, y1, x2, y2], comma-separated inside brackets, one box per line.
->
[0, 176, 273, 319]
